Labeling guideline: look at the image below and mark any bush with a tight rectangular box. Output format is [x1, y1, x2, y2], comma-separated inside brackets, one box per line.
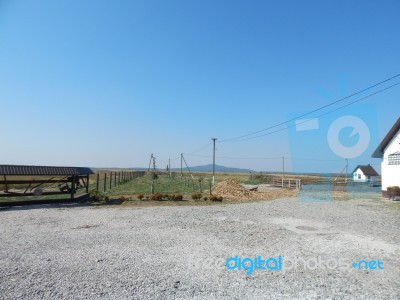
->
[119, 196, 129, 202]
[172, 194, 183, 201]
[89, 189, 105, 202]
[150, 193, 163, 201]
[164, 194, 172, 201]
[191, 193, 202, 200]
[209, 194, 223, 202]
[137, 194, 144, 201]
[387, 186, 400, 198]
[203, 197, 208, 201]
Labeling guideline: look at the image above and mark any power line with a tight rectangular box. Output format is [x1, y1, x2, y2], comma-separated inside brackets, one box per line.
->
[221, 81, 400, 142]
[184, 142, 212, 155]
[186, 153, 342, 162]
[220, 73, 400, 142]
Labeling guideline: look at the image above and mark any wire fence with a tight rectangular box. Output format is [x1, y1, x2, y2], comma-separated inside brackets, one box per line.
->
[93, 171, 145, 193]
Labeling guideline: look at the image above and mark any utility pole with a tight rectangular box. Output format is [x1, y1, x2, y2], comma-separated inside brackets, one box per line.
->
[152, 155, 156, 173]
[212, 138, 217, 185]
[148, 154, 153, 172]
[180, 153, 183, 177]
[345, 159, 348, 183]
[282, 156, 285, 178]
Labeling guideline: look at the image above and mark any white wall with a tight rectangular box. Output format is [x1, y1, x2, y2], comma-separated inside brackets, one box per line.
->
[381, 129, 400, 190]
[353, 169, 368, 182]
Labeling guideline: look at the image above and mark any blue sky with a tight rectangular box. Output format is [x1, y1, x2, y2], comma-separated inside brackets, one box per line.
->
[0, 0, 399, 173]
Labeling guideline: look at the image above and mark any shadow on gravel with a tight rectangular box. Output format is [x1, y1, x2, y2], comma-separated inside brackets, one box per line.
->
[0, 202, 92, 211]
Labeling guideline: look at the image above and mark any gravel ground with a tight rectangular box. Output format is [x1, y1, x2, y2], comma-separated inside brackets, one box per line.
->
[0, 196, 399, 299]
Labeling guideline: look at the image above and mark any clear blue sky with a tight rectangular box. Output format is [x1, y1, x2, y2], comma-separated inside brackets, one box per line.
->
[1, 0, 399, 173]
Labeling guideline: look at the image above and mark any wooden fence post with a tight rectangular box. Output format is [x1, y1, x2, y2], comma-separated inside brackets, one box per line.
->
[104, 173, 107, 193]
[110, 172, 112, 190]
[86, 174, 90, 193]
[71, 175, 75, 199]
[96, 173, 99, 191]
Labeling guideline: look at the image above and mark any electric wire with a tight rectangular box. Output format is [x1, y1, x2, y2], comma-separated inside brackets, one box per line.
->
[221, 81, 400, 142]
[220, 73, 400, 142]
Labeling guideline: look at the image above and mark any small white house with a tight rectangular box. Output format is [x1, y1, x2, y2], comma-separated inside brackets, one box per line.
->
[352, 165, 379, 183]
[372, 117, 400, 197]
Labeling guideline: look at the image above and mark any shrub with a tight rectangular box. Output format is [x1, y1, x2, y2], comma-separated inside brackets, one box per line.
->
[210, 194, 223, 202]
[172, 194, 183, 201]
[89, 189, 105, 202]
[203, 197, 208, 201]
[119, 196, 129, 202]
[191, 193, 202, 200]
[387, 186, 400, 198]
[137, 194, 144, 201]
[150, 193, 163, 201]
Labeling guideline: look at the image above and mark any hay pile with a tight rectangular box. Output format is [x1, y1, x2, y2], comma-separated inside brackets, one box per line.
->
[212, 179, 252, 199]
[212, 179, 297, 201]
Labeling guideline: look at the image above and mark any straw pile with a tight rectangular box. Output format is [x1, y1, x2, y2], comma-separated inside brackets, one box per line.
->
[212, 179, 297, 201]
[212, 179, 252, 199]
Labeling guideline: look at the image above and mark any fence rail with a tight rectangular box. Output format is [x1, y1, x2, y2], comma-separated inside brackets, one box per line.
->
[271, 178, 302, 190]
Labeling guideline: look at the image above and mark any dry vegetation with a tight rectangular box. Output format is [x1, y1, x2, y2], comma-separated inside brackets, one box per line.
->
[212, 179, 298, 202]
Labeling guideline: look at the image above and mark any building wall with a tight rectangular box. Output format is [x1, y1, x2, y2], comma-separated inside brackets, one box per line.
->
[381, 129, 400, 192]
[353, 169, 368, 182]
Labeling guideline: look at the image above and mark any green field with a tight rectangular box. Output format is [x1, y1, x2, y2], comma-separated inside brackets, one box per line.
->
[0, 170, 348, 204]
[94, 171, 259, 196]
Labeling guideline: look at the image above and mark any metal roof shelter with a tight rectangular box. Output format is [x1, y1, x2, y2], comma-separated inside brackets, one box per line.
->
[0, 164, 93, 206]
[0, 165, 93, 176]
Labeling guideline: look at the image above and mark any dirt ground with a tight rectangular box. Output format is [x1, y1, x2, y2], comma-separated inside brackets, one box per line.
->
[0, 194, 399, 299]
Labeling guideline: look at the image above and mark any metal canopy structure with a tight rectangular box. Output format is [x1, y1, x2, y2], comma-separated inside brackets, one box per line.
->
[0, 165, 93, 176]
[0, 165, 94, 205]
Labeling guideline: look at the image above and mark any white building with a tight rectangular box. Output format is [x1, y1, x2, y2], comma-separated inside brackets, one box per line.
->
[372, 117, 400, 197]
[352, 165, 379, 183]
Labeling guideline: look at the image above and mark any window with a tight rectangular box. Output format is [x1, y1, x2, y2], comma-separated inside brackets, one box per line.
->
[388, 151, 400, 165]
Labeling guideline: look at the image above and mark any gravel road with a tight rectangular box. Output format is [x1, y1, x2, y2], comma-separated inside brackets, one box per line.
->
[1, 196, 399, 299]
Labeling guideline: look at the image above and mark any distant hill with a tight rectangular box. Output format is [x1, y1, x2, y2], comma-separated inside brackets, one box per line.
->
[172, 164, 254, 173]
[92, 164, 254, 173]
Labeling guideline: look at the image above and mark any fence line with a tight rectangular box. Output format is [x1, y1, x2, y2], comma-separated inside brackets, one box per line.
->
[95, 171, 145, 193]
[271, 178, 302, 190]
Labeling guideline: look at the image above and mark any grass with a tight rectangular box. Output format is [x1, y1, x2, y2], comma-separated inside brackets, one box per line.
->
[0, 170, 383, 206]
[104, 173, 212, 196]
[100, 171, 282, 197]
